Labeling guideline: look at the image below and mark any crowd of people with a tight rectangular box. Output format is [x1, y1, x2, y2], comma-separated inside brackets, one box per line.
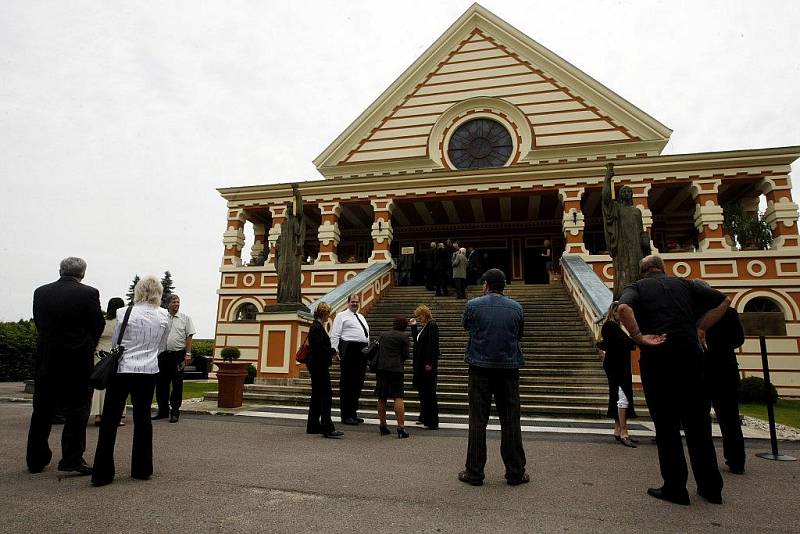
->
[26, 253, 748, 502]
[26, 258, 196, 486]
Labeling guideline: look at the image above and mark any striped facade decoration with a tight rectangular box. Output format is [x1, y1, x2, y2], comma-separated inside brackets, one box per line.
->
[341, 29, 636, 166]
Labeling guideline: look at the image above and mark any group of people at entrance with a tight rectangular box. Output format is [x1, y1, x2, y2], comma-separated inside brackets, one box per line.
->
[396, 240, 483, 298]
[26, 258, 195, 486]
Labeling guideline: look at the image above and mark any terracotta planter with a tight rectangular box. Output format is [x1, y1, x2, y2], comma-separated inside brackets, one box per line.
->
[215, 360, 249, 408]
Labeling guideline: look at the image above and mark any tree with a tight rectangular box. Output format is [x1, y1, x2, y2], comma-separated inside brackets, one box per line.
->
[160, 271, 175, 308]
[126, 275, 140, 305]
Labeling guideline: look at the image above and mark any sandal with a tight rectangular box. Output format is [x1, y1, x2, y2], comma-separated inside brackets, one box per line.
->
[619, 436, 637, 448]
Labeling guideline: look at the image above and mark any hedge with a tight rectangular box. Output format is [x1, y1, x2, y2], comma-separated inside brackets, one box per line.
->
[0, 320, 37, 381]
[192, 339, 214, 357]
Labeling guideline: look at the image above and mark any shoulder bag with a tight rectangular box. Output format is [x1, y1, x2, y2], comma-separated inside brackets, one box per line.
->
[90, 305, 133, 390]
[295, 332, 310, 365]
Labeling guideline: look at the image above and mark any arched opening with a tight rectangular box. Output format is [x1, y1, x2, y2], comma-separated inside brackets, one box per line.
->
[743, 296, 782, 314]
[234, 302, 258, 322]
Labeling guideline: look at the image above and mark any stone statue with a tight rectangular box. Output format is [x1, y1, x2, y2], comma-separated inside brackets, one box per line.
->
[602, 163, 651, 299]
[275, 184, 306, 307]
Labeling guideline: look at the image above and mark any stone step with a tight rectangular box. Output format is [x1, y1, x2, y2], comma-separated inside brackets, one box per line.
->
[251, 381, 613, 396]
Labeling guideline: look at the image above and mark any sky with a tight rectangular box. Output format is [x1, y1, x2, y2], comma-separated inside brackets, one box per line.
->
[1, 0, 799, 337]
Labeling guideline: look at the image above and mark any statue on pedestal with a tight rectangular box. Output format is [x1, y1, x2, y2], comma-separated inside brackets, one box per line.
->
[602, 163, 651, 299]
[274, 184, 307, 310]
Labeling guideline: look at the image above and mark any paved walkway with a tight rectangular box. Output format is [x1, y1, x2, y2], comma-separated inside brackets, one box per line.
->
[1, 400, 799, 533]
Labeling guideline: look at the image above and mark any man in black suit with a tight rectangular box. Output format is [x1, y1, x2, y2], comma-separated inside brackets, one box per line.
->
[26, 257, 105, 475]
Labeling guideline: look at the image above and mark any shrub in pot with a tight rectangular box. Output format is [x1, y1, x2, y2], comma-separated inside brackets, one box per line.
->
[216, 346, 247, 408]
[738, 376, 778, 404]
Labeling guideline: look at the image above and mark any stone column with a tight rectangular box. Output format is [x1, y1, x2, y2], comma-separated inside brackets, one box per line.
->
[632, 183, 658, 253]
[691, 179, 728, 251]
[316, 202, 342, 264]
[222, 208, 247, 267]
[267, 205, 287, 264]
[369, 198, 394, 262]
[250, 222, 266, 263]
[559, 187, 588, 255]
[760, 176, 800, 249]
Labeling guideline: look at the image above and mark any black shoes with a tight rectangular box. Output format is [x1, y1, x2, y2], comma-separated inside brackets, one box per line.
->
[58, 459, 92, 476]
[355, 417, 365, 424]
[379, 425, 391, 436]
[726, 461, 745, 475]
[647, 487, 690, 506]
[506, 473, 530, 486]
[397, 427, 409, 439]
[169, 413, 179, 423]
[457, 470, 483, 486]
[697, 489, 723, 505]
[619, 437, 637, 448]
[341, 418, 359, 425]
[151, 413, 168, 420]
[322, 430, 343, 439]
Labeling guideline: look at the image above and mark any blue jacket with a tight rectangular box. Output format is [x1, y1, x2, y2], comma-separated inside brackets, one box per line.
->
[462, 292, 524, 369]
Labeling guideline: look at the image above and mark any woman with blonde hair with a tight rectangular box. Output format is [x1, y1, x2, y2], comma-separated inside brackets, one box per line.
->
[91, 275, 170, 486]
[410, 304, 440, 429]
[598, 301, 638, 447]
[306, 302, 343, 438]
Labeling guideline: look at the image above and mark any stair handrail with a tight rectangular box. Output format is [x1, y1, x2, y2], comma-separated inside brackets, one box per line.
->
[302, 260, 394, 320]
[561, 255, 613, 340]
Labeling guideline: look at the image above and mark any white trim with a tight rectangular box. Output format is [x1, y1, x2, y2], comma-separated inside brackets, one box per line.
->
[746, 260, 767, 278]
[776, 259, 800, 277]
[699, 260, 738, 279]
[242, 273, 256, 287]
[672, 262, 692, 278]
[260, 324, 292, 374]
[734, 291, 796, 321]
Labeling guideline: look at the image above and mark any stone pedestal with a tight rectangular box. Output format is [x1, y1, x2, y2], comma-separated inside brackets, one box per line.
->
[256, 311, 312, 380]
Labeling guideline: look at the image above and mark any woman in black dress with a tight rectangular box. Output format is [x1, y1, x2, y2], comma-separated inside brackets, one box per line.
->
[598, 302, 637, 447]
[411, 304, 440, 430]
[306, 303, 343, 439]
[375, 316, 410, 438]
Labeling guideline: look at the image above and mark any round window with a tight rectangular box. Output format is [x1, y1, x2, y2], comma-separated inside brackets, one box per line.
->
[447, 118, 513, 169]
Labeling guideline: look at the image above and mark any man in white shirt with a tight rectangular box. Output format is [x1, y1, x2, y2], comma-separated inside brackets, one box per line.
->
[154, 294, 196, 423]
[330, 294, 369, 425]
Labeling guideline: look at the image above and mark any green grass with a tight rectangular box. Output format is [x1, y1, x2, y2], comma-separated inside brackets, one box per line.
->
[182, 381, 218, 399]
[740, 399, 800, 429]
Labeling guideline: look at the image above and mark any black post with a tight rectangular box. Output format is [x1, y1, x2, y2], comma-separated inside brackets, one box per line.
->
[756, 335, 796, 461]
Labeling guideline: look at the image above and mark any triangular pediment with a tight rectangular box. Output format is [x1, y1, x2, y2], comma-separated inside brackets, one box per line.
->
[314, 3, 671, 177]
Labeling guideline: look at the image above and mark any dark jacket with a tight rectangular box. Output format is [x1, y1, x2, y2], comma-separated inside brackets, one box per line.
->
[307, 319, 335, 369]
[424, 247, 436, 270]
[703, 307, 745, 387]
[435, 248, 450, 272]
[411, 321, 440, 386]
[376, 329, 409, 373]
[32, 276, 105, 380]
[463, 292, 524, 369]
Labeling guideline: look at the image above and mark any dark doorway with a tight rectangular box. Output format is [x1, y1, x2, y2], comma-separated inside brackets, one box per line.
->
[523, 247, 549, 284]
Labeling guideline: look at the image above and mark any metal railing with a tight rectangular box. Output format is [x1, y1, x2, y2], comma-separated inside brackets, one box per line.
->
[302, 260, 394, 319]
[561, 255, 612, 340]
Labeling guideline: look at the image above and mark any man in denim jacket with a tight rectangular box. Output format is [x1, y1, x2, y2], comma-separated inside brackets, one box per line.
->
[458, 268, 528, 487]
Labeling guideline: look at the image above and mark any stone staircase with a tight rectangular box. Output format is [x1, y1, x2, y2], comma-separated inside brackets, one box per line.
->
[214, 283, 647, 419]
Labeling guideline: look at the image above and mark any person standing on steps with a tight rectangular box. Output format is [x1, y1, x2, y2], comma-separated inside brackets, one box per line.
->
[410, 305, 440, 430]
[330, 294, 369, 425]
[597, 301, 637, 448]
[306, 302, 343, 439]
[452, 247, 467, 299]
[458, 268, 528, 487]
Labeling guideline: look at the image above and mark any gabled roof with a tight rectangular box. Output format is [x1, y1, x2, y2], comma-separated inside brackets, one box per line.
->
[314, 3, 671, 178]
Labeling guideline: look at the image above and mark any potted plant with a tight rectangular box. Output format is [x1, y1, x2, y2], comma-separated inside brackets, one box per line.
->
[215, 347, 249, 408]
[722, 200, 773, 250]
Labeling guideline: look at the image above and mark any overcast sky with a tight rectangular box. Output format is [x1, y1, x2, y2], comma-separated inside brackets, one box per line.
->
[1, 0, 799, 337]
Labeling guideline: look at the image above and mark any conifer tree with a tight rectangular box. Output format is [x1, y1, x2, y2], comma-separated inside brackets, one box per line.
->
[126, 275, 140, 305]
[160, 271, 175, 308]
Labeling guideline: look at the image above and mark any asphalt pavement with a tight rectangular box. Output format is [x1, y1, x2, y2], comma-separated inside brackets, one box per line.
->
[1, 402, 799, 533]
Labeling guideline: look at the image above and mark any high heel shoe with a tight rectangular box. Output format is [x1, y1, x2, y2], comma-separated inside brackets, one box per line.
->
[397, 427, 409, 439]
[379, 425, 391, 436]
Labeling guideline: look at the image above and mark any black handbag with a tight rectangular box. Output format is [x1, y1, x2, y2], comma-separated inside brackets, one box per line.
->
[363, 338, 380, 372]
[89, 306, 133, 390]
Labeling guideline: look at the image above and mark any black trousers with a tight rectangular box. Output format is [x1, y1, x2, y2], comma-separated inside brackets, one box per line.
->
[435, 269, 449, 296]
[464, 366, 526, 482]
[416, 372, 439, 428]
[640, 346, 723, 496]
[709, 375, 746, 470]
[92, 373, 156, 484]
[308, 363, 335, 433]
[453, 278, 466, 298]
[339, 341, 367, 421]
[26, 375, 92, 471]
[156, 350, 184, 416]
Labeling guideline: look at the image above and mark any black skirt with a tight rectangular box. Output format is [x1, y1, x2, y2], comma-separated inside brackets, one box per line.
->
[374, 371, 404, 399]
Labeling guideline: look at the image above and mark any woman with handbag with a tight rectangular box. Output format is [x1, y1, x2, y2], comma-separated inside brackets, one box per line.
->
[91, 297, 126, 426]
[306, 303, 343, 439]
[91, 275, 170, 486]
[411, 305, 440, 430]
[374, 316, 410, 438]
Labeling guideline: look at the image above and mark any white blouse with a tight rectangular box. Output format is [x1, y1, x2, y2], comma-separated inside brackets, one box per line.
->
[113, 304, 170, 374]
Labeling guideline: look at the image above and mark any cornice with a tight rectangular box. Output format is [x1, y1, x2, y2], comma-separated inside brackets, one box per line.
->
[219, 145, 800, 204]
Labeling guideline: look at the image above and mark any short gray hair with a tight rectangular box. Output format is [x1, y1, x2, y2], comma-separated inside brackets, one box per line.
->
[639, 254, 665, 273]
[134, 275, 163, 306]
[59, 257, 87, 278]
[168, 293, 180, 302]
